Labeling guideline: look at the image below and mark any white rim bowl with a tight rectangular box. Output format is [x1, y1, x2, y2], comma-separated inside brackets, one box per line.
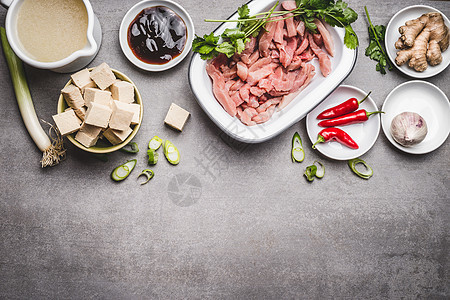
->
[119, 0, 194, 72]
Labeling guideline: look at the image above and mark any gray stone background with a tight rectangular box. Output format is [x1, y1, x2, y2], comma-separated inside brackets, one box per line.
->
[1, 0, 449, 298]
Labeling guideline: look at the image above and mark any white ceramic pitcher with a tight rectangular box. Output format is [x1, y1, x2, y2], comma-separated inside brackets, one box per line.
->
[1, 0, 102, 73]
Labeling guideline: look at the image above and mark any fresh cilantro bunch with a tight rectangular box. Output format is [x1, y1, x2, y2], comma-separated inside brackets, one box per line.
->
[296, 0, 359, 49]
[192, 0, 359, 60]
[364, 6, 393, 74]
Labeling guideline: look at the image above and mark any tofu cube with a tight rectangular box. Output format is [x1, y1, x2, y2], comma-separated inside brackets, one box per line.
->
[52, 109, 82, 136]
[164, 103, 190, 131]
[75, 131, 99, 148]
[79, 122, 102, 138]
[75, 122, 102, 147]
[89, 63, 116, 90]
[128, 103, 141, 125]
[84, 102, 112, 128]
[61, 84, 86, 120]
[61, 84, 85, 108]
[84, 88, 112, 106]
[109, 100, 134, 130]
[110, 81, 135, 103]
[71, 68, 95, 91]
[103, 127, 133, 145]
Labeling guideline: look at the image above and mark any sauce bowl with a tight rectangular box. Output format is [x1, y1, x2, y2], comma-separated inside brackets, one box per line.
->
[119, 0, 194, 71]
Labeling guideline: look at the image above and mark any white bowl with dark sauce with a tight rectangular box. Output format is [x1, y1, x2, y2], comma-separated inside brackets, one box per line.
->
[119, 0, 194, 71]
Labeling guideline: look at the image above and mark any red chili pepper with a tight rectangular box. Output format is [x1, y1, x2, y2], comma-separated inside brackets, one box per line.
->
[318, 109, 384, 127]
[317, 91, 372, 120]
[312, 128, 359, 149]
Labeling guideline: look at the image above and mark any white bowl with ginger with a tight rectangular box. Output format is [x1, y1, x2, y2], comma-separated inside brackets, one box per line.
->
[385, 5, 450, 78]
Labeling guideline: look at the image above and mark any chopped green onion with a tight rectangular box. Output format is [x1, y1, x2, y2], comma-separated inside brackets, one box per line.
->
[291, 131, 305, 162]
[1, 27, 65, 167]
[163, 140, 180, 165]
[348, 158, 373, 179]
[120, 142, 139, 153]
[148, 136, 163, 150]
[138, 169, 154, 185]
[304, 164, 317, 182]
[147, 149, 159, 165]
[111, 159, 136, 182]
[313, 161, 325, 178]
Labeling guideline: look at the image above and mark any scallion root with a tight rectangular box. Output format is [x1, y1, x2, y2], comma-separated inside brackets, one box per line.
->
[40, 120, 66, 167]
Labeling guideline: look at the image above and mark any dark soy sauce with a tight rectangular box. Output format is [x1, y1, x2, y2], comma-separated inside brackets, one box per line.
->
[127, 6, 187, 65]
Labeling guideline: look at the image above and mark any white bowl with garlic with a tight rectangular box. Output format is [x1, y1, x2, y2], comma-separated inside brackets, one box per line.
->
[381, 80, 450, 154]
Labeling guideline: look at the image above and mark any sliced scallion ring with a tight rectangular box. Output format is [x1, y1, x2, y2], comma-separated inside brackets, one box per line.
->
[120, 142, 139, 154]
[291, 131, 305, 162]
[304, 164, 317, 182]
[148, 136, 163, 150]
[147, 149, 159, 165]
[313, 161, 325, 178]
[111, 159, 137, 182]
[138, 169, 154, 185]
[163, 140, 180, 165]
[348, 158, 373, 179]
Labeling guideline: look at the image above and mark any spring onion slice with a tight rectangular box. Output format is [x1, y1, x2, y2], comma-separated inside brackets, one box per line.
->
[313, 161, 325, 178]
[304, 164, 317, 182]
[163, 140, 180, 165]
[138, 169, 154, 185]
[120, 142, 139, 153]
[348, 158, 373, 179]
[1, 27, 65, 167]
[291, 131, 305, 162]
[148, 136, 163, 150]
[147, 149, 159, 165]
[111, 159, 137, 182]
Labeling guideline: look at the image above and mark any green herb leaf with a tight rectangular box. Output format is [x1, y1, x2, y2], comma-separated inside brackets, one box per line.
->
[192, 33, 220, 60]
[364, 6, 392, 74]
[344, 25, 358, 49]
[237, 4, 250, 20]
[216, 42, 236, 58]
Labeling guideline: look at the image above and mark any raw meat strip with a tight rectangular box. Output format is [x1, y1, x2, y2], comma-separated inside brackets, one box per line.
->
[308, 33, 331, 77]
[314, 19, 334, 56]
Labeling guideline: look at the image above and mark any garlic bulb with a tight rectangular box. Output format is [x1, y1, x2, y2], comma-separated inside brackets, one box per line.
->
[390, 112, 428, 147]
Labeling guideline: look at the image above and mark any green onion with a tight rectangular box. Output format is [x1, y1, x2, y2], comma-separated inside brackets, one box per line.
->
[1, 27, 65, 167]
[111, 159, 136, 182]
[291, 131, 305, 162]
[120, 142, 139, 153]
[147, 149, 159, 165]
[348, 158, 373, 179]
[138, 169, 154, 185]
[304, 164, 317, 182]
[148, 136, 163, 150]
[163, 140, 180, 165]
[313, 161, 325, 178]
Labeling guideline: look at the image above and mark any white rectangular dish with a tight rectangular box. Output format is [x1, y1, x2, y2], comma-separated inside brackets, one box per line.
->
[188, 0, 357, 143]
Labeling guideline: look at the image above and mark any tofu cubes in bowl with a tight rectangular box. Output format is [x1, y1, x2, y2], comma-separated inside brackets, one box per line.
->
[54, 63, 143, 153]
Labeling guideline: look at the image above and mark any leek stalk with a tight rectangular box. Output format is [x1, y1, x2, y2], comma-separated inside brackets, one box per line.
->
[1, 27, 65, 167]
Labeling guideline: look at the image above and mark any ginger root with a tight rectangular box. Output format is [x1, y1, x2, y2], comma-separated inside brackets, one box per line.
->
[395, 12, 449, 72]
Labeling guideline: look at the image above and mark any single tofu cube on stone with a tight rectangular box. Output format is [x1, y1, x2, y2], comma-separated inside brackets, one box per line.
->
[128, 103, 141, 125]
[103, 127, 133, 145]
[71, 69, 95, 91]
[110, 81, 135, 103]
[84, 88, 112, 106]
[61, 84, 86, 120]
[164, 103, 190, 131]
[84, 102, 112, 128]
[109, 100, 134, 130]
[52, 109, 82, 136]
[89, 63, 116, 90]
